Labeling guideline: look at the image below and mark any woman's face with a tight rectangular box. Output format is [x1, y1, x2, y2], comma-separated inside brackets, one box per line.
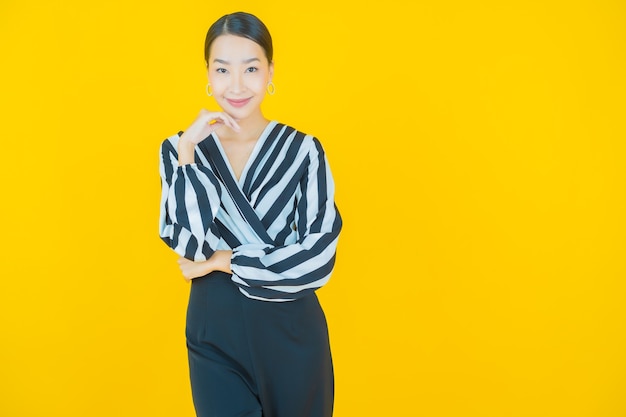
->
[207, 34, 274, 121]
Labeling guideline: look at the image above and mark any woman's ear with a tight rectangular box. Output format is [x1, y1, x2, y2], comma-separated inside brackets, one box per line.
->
[269, 61, 275, 81]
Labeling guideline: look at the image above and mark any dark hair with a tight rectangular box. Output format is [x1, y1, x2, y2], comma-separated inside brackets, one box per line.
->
[204, 12, 273, 64]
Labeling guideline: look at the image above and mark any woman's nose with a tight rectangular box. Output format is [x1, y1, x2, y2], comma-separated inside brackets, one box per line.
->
[230, 73, 243, 93]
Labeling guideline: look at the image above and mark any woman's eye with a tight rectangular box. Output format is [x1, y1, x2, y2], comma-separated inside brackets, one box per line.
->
[246, 67, 258, 73]
[216, 68, 227, 74]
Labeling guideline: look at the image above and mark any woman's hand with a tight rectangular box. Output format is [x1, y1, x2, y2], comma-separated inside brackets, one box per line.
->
[176, 250, 233, 282]
[181, 110, 240, 145]
[178, 110, 241, 165]
[177, 257, 210, 282]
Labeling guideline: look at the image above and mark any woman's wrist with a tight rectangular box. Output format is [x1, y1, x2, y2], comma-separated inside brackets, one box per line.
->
[178, 138, 196, 166]
[209, 250, 233, 274]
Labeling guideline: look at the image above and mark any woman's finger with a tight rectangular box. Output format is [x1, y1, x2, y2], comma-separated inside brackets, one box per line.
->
[217, 113, 240, 132]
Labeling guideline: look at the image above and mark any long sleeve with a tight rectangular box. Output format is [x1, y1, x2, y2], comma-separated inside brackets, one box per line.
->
[229, 138, 342, 301]
[159, 135, 222, 261]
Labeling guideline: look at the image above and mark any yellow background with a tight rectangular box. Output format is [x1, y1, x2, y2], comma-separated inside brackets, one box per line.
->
[1, 1, 625, 416]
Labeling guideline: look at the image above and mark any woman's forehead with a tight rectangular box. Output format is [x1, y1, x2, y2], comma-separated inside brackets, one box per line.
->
[208, 35, 265, 62]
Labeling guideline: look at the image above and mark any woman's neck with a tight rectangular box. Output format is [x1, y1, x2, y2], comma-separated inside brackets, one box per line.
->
[219, 111, 270, 143]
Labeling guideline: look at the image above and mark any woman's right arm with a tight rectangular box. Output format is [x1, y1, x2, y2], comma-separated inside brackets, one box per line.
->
[159, 135, 222, 261]
[158, 110, 240, 261]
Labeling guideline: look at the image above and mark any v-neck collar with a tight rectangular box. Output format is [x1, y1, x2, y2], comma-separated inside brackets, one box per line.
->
[211, 120, 277, 188]
[197, 123, 278, 246]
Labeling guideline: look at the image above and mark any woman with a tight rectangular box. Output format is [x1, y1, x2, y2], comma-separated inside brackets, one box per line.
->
[158, 12, 342, 417]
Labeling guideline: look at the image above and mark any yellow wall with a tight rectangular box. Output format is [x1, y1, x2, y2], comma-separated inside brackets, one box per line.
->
[1, 1, 625, 416]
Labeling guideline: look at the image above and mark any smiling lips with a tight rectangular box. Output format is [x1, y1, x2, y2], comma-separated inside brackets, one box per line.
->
[226, 98, 252, 108]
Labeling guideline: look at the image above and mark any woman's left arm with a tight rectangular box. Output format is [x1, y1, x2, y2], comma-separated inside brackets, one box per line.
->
[229, 138, 343, 301]
[176, 250, 232, 282]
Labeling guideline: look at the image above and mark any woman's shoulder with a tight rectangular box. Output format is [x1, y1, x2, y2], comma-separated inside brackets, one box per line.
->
[159, 131, 183, 154]
[162, 131, 182, 145]
[273, 121, 322, 150]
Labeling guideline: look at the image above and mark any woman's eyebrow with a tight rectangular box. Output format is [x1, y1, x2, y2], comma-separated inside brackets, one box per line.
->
[213, 57, 261, 64]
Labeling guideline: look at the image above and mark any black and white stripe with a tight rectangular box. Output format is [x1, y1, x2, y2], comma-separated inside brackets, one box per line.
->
[159, 121, 342, 301]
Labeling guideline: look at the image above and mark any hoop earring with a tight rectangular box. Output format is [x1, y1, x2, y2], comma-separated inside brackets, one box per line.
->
[205, 83, 213, 97]
[267, 81, 276, 96]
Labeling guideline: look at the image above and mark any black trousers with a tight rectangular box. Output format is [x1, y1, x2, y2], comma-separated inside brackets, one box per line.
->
[186, 272, 334, 417]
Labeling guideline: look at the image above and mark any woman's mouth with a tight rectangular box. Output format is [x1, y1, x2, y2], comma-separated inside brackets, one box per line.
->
[226, 98, 252, 108]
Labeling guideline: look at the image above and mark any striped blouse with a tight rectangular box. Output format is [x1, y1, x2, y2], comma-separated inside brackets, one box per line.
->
[159, 121, 342, 302]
